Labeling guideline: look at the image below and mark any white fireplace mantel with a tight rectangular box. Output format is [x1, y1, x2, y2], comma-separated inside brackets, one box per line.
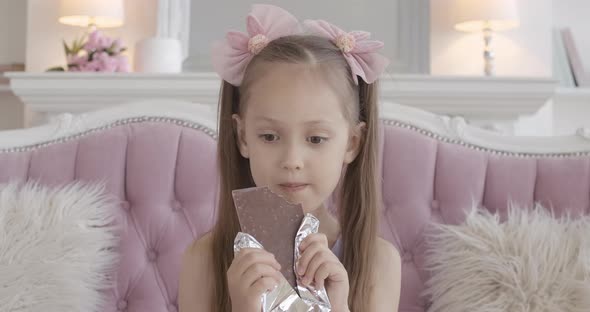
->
[5, 72, 557, 128]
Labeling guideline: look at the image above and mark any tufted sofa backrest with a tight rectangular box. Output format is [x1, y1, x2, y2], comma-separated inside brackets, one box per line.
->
[2, 101, 590, 312]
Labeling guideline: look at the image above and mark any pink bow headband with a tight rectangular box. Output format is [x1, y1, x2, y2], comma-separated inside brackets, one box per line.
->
[211, 4, 390, 86]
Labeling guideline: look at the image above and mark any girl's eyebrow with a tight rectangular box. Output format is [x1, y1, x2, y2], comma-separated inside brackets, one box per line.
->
[253, 116, 335, 126]
[304, 120, 335, 126]
[253, 116, 280, 123]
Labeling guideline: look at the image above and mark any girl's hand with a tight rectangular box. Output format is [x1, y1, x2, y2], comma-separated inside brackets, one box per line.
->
[297, 233, 350, 311]
[227, 248, 283, 312]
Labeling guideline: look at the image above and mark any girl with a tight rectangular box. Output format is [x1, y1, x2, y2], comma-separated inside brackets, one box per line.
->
[179, 4, 401, 311]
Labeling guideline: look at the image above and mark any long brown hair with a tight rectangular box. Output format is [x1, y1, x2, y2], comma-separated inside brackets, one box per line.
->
[211, 35, 380, 311]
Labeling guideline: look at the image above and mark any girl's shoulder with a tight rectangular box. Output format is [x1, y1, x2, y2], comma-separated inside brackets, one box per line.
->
[179, 232, 215, 311]
[182, 232, 215, 275]
[186, 232, 214, 256]
[369, 238, 401, 289]
[182, 232, 214, 269]
[374, 237, 400, 266]
[369, 237, 402, 309]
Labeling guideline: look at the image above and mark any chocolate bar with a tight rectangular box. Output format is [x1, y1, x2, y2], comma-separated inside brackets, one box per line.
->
[232, 186, 305, 288]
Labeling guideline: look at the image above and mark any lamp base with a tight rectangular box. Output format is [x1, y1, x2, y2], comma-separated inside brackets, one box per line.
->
[483, 27, 495, 76]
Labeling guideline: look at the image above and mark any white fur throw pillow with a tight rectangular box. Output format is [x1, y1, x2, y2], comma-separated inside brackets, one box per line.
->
[0, 180, 120, 312]
[423, 204, 590, 312]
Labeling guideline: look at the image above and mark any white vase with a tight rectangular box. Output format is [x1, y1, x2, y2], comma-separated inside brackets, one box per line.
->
[134, 37, 183, 73]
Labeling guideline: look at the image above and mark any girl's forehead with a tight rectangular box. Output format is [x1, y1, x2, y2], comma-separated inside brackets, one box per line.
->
[242, 63, 350, 123]
[244, 86, 346, 125]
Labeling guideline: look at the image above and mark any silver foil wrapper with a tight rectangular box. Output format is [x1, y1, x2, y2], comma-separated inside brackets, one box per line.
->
[233, 214, 331, 311]
[294, 214, 332, 310]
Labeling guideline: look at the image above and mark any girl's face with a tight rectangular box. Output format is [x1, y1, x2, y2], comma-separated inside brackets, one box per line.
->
[234, 63, 363, 213]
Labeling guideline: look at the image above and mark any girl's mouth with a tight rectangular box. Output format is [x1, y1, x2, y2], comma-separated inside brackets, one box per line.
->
[278, 183, 309, 192]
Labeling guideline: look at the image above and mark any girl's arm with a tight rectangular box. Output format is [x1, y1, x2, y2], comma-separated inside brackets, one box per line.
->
[371, 238, 402, 312]
[179, 233, 214, 312]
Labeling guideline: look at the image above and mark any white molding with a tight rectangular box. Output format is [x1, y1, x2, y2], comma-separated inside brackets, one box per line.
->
[380, 75, 557, 119]
[155, 0, 191, 59]
[0, 84, 10, 94]
[0, 99, 217, 150]
[380, 102, 590, 154]
[549, 87, 590, 136]
[2, 100, 589, 155]
[0, 84, 25, 130]
[553, 87, 590, 103]
[6, 72, 556, 123]
[393, 0, 430, 73]
[6, 72, 221, 113]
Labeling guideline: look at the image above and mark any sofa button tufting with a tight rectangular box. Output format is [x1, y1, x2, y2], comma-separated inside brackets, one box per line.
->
[172, 200, 182, 212]
[117, 299, 127, 310]
[147, 249, 158, 262]
[431, 200, 440, 210]
[168, 304, 178, 312]
[403, 252, 413, 262]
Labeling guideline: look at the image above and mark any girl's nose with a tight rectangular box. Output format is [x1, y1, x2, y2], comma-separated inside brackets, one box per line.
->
[281, 144, 304, 170]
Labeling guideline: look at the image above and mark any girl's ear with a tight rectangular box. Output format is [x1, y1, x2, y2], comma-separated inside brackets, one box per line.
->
[344, 122, 366, 164]
[232, 114, 249, 159]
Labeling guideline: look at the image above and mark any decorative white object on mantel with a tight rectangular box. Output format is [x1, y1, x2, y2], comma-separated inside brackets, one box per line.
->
[5, 72, 556, 129]
[134, 0, 190, 73]
[156, 0, 190, 60]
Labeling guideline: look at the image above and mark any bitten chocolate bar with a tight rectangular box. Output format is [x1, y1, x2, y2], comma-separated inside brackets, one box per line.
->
[232, 186, 305, 289]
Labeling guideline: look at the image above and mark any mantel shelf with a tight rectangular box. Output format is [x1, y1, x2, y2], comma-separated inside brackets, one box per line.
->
[4, 72, 557, 123]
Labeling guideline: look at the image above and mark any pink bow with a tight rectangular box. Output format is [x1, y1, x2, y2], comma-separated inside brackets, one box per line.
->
[211, 4, 301, 86]
[303, 20, 389, 84]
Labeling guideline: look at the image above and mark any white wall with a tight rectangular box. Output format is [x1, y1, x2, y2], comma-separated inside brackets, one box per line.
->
[0, 0, 27, 130]
[430, 0, 552, 77]
[0, 0, 27, 64]
[184, 0, 430, 74]
[26, 0, 158, 72]
[553, 0, 590, 73]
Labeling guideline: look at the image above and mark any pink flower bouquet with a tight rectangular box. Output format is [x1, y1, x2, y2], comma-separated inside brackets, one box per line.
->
[48, 30, 130, 72]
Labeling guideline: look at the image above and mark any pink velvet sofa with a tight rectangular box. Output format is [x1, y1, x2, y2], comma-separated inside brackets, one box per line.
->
[1, 100, 589, 312]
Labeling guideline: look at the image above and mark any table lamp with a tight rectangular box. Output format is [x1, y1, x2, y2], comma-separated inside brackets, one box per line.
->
[451, 0, 519, 76]
[58, 0, 124, 30]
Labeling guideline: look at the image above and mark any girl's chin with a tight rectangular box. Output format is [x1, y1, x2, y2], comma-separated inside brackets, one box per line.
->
[302, 202, 324, 214]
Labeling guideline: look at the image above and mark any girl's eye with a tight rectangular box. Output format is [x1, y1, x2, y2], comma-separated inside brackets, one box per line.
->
[307, 136, 327, 144]
[260, 134, 279, 142]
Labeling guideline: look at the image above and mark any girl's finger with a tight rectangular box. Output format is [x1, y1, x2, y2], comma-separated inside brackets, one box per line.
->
[234, 249, 281, 277]
[242, 263, 282, 288]
[301, 251, 335, 286]
[296, 242, 324, 276]
[313, 262, 332, 289]
[251, 276, 279, 297]
[300, 233, 328, 251]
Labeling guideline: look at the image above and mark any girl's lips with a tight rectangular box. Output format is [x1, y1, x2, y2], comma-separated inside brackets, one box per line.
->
[278, 183, 308, 192]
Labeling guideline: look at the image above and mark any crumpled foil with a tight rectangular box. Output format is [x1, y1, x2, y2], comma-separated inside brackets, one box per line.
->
[233, 213, 332, 311]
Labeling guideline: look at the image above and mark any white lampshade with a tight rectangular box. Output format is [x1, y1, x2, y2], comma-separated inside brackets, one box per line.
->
[451, 0, 519, 32]
[59, 0, 124, 28]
